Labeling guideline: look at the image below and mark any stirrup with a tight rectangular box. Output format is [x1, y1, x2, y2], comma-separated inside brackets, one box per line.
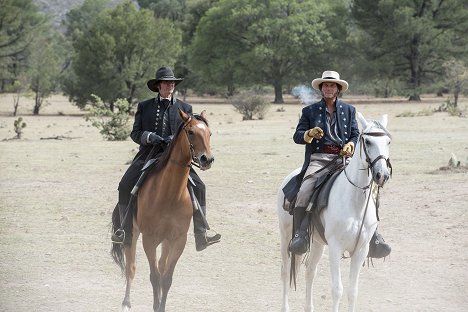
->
[111, 229, 125, 244]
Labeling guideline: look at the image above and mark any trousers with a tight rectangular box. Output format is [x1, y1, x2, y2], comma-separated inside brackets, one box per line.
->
[295, 153, 345, 208]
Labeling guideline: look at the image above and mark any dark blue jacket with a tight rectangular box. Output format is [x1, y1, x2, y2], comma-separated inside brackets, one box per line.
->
[283, 98, 360, 201]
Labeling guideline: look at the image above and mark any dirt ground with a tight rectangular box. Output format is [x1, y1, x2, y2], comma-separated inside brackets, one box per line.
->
[0, 93, 467, 312]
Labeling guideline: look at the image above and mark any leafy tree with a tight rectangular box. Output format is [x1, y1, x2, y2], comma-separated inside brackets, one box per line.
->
[175, 0, 219, 97]
[62, 0, 109, 42]
[64, 1, 182, 109]
[0, 0, 46, 91]
[29, 30, 67, 115]
[442, 58, 468, 108]
[352, 0, 468, 100]
[188, 0, 338, 103]
[137, 0, 188, 22]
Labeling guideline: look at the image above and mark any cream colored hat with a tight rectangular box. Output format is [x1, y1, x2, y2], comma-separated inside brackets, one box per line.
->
[311, 70, 349, 92]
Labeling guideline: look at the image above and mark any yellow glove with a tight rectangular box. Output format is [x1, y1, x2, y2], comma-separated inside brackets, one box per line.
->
[303, 127, 324, 143]
[340, 142, 355, 157]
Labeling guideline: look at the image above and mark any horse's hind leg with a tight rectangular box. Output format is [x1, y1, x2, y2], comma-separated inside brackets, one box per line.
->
[122, 224, 140, 312]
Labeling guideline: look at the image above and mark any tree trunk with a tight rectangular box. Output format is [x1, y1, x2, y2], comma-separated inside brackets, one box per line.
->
[453, 84, 460, 107]
[33, 92, 42, 115]
[408, 94, 421, 101]
[273, 80, 284, 104]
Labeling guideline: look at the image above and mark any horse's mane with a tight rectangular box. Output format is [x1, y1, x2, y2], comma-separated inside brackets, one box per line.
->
[152, 114, 209, 174]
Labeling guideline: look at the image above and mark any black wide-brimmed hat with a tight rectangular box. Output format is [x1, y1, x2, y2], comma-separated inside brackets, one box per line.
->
[147, 66, 183, 92]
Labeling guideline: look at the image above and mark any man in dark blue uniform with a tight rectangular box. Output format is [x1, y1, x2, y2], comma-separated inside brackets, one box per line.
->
[283, 71, 390, 258]
[112, 67, 221, 251]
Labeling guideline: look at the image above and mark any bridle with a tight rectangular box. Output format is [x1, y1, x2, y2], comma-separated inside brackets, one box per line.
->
[344, 129, 393, 258]
[344, 130, 392, 190]
[170, 115, 208, 169]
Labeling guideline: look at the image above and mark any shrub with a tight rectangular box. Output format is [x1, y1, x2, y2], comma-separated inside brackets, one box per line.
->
[13, 117, 26, 139]
[435, 97, 463, 116]
[84, 95, 132, 141]
[230, 91, 270, 120]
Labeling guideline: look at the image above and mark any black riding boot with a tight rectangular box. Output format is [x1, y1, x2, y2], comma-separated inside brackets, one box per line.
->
[288, 206, 310, 255]
[111, 203, 128, 244]
[193, 206, 221, 251]
[367, 229, 391, 258]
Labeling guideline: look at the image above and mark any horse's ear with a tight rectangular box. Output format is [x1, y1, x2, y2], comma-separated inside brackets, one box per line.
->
[380, 114, 388, 128]
[356, 112, 368, 129]
[178, 108, 190, 122]
[200, 110, 207, 119]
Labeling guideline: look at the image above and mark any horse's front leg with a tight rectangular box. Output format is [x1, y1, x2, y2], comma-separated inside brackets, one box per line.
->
[328, 241, 344, 312]
[279, 214, 292, 312]
[347, 243, 370, 312]
[304, 243, 325, 312]
[122, 225, 140, 312]
[157, 234, 187, 312]
[142, 235, 162, 312]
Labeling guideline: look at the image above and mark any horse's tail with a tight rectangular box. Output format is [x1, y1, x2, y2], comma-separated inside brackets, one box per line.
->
[110, 205, 125, 274]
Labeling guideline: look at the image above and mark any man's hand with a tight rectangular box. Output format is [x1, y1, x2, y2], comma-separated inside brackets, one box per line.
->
[340, 142, 355, 157]
[163, 135, 174, 144]
[148, 133, 164, 145]
[304, 127, 324, 143]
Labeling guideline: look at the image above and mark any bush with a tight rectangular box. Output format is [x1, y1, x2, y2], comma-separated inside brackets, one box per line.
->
[84, 95, 132, 141]
[230, 91, 270, 120]
[13, 117, 26, 139]
[435, 97, 463, 116]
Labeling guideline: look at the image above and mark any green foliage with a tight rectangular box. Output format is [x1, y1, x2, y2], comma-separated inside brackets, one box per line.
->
[230, 90, 270, 120]
[29, 29, 67, 115]
[352, 0, 468, 100]
[63, 0, 182, 109]
[188, 0, 342, 102]
[84, 95, 132, 141]
[137, 0, 187, 22]
[0, 0, 47, 92]
[13, 117, 26, 139]
[435, 97, 463, 117]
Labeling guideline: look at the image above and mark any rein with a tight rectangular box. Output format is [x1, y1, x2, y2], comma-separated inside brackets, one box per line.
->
[169, 116, 197, 168]
[344, 130, 392, 258]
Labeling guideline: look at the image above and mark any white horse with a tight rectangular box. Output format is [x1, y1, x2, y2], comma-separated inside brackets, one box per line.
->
[277, 113, 392, 312]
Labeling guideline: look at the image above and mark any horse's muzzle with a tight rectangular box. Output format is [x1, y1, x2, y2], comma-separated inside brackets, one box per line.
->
[198, 155, 214, 170]
[374, 171, 390, 187]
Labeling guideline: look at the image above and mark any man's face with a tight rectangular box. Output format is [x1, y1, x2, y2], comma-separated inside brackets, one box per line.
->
[321, 82, 339, 100]
[159, 80, 175, 98]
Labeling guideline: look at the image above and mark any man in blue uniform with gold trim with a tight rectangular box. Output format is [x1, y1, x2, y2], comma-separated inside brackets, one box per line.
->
[283, 70, 390, 258]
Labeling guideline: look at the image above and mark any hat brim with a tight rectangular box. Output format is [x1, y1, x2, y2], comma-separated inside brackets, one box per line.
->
[147, 78, 183, 92]
[311, 78, 348, 92]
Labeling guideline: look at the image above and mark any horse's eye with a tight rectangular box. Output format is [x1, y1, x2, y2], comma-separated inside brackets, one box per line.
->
[365, 139, 371, 145]
[187, 130, 194, 136]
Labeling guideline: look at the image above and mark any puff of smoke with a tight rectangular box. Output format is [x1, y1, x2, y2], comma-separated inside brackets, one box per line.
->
[291, 85, 319, 107]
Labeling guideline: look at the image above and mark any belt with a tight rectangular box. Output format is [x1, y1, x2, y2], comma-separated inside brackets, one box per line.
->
[322, 144, 341, 155]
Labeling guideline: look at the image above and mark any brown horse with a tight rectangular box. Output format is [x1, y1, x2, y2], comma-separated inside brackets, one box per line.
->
[111, 109, 214, 312]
